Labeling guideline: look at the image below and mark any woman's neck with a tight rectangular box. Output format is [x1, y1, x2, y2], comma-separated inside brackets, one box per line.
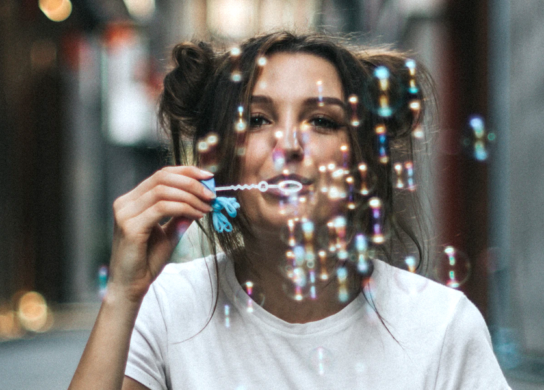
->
[235, 228, 362, 324]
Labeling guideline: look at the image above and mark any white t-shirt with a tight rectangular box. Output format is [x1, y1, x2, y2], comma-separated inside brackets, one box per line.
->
[126, 253, 511, 390]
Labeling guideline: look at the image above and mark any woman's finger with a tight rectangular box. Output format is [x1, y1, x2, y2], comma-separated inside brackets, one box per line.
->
[116, 185, 213, 223]
[124, 200, 205, 238]
[121, 166, 214, 204]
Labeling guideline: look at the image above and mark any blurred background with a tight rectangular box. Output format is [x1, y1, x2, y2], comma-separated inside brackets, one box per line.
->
[0, 0, 543, 389]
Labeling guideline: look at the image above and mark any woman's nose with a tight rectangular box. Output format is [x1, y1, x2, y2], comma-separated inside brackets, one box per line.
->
[273, 126, 304, 162]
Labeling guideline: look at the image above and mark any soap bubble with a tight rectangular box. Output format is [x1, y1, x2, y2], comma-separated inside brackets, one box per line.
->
[435, 246, 471, 288]
[462, 115, 495, 161]
[394, 256, 429, 294]
[223, 304, 231, 328]
[309, 346, 334, 376]
[279, 219, 303, 247]
[362, 68, 407, 119]
[233, 282, 264, 313]
[356, 162, 378, 196]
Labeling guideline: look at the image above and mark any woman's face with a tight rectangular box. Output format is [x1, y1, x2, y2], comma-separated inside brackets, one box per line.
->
[238, 53, 350, 231]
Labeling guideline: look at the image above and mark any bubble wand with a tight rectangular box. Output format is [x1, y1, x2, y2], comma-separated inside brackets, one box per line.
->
[201, 179, 303, 233]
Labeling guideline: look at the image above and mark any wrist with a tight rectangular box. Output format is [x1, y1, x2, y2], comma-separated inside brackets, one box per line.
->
[103, 282, 147, 311]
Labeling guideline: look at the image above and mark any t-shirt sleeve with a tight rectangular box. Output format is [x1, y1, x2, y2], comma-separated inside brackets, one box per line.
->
[434, 295, 511, 390]
[125, 284, 168, 390]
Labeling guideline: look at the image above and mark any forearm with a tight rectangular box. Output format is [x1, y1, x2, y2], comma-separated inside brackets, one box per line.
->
[69, 286, 143, 390]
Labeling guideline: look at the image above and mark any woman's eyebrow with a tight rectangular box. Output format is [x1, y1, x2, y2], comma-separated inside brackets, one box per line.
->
[250, 95, 346, 109]
[302, 97, 346, 109]
[250, 95, 273, 104]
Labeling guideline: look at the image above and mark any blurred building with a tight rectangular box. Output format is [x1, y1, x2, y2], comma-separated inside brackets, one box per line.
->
[0, 0, 543, 385]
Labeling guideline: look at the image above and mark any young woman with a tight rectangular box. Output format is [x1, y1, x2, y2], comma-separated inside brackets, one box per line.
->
[69, 32, 511, 389]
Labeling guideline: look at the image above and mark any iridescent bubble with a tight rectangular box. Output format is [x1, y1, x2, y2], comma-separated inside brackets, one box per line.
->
[357, 162, 377, 196]
[233, 283, 264, 313]
[392, 160, 416, 191]
[309, 346, 333, 376]
[197, 140, 209, 153]
[316, 80, 324, 106]
[231, 71, 242, 82]
[302, 219, 314, 237]
[405, 59, 419, 94]
[315, 222, 336, 253]
[412, 124, 425, 139]
[404, 161, 416, 191]
[293, 267, 307, 287]
[393, 163, 404, 189]
[314, 250, 327, 281]
[348, 94, 360, 127]
[235, 106, 247, 132]
[206, 132, 219, 146]
[281, 281, 307, 302]
[340, 144, 349, 168]
[293, 245, 305, 266]
[279, 219, 303, 246]
[354, 234, 370, 274]
[224, 304, 230, 328]
[463, 115, 494, 161]
[374, 66, 390, 88]
[368, 197, 385, 244]
[98, 265, 108, 299]
[337, 267, 349, 302]
[394, 256, 429, 295]
[375, 125, 390, 164]
[273, 148, 285, 172]
[230, 47, 242, 82]
[435, 246, 471, 288]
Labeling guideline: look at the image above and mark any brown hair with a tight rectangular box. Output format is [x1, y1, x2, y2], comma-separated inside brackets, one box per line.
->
[158, 31, 433, 273]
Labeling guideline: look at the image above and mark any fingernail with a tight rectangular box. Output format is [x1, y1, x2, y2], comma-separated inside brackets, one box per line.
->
[200, 169, 214, 177]
[204, 188, 216, 199]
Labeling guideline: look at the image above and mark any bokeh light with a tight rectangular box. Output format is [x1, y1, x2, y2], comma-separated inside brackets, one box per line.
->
[123, 0, 156, 21]
[39, 0, 72, 22]
[17, 291, 54, 333]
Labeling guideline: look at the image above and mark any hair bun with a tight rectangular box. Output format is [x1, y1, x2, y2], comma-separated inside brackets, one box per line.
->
[160, 41, 215, 138]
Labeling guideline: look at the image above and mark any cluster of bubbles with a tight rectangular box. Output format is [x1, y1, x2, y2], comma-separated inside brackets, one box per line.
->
[198, 49, 477, 314]
[0, 291, 54, 340]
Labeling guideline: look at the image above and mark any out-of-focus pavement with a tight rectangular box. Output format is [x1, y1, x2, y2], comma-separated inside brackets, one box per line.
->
[0, 304, 542, 390]
[0, 330, 91, 390]
[0, 303, 98, 390]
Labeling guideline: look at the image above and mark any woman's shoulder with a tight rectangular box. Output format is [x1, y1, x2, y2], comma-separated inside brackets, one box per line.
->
[371, 259, 472, 326]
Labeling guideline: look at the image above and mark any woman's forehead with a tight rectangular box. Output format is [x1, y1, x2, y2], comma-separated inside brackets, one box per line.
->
[252, 52, 343, 99]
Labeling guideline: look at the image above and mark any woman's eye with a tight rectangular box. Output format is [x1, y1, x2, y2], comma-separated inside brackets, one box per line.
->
[309, 117, 342, 131]
[249, 115, 270, 128]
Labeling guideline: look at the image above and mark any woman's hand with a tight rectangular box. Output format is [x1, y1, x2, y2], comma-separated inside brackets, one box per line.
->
[108, 166, 216, 303]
